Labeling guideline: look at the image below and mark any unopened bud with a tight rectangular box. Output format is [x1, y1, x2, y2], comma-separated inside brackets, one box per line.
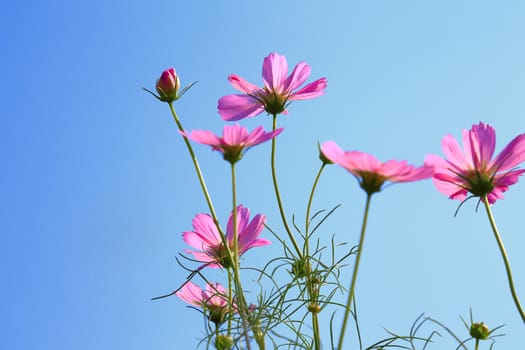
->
[470, 322, 490, 340]
[215, 334, 234, 350]
[307, 303, 321, 314]
[156, 68, 180, 102]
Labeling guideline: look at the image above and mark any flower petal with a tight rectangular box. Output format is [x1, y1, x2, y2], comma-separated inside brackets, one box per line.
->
[282, 61, 311, 92]
[288, 78, 328, 101]
[490, 133, 525, 172]
[262, 53, 288, 93]
[218, 94, 265, 121]
[228, 74, 261, 94]
[176, 282, 205, 306]
[184, 130, 222, 149]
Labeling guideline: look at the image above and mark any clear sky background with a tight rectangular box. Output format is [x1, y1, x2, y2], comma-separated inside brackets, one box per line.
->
[2, 1, 525, 349]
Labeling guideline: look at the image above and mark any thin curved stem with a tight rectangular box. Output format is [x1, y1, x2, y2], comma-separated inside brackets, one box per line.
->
[270, 114, 302, 258]
[168, 103, 221, 230]
[305, 163, 327, 240]
[230, 163, 253, 350]
[482, 195, 525, 324]
[337, 193, 373, 350]
[227, 271, 233, 336]
[304, 163, 326, 350]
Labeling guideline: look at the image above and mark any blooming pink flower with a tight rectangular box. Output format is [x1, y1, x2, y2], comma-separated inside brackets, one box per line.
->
[183, 124, 283, 163]
[183, 205, 270, 269]
[321, 141, 433, 194]
[155, 68, 180, 102]
[176, 281, 234, 324]
[218, 52, 327, 121]
[425, 122, 525, 204]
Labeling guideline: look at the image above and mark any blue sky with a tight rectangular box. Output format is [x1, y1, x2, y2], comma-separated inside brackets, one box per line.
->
[2, 1, 524, 349]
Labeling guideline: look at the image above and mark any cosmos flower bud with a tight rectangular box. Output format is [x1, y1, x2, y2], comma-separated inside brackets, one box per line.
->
[155, 68, 180, 102]
[215, 334, 234, 350]
[470, 322, 490, 340]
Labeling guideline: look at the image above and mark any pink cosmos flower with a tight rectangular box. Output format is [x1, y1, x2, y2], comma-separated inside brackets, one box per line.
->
[425, 122, 525, 204]
[321, 141, 433, 194]
[176, 281, 234, 324]
[218, 52, 327, 121]
[183, 124, 283, 163]
[183, 205, 270, 269]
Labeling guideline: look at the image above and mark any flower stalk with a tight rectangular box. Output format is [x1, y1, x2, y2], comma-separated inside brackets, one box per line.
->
[337, 193, 372, 350]
[230, 162, 254, 350]
[482, 195, 525, 324]
[271, 114, 303, 258]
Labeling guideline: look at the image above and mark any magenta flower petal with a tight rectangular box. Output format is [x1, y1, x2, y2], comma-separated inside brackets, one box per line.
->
[489, 134, 525, 172]
[262, 52, 288, 92]
[182, 205, 270, 269]
[228, 74, 261, 94]
[176, 281, 204, 307]
[184, 124, 282, 163]
[282, 61, 311, 92]
[322, 141, 432, 194]
[176, 282, 234, 324]
[288, 78, 328, 101]
[218, 52, 327, 120]
[426, 122, 525, 204]
[218, 94, 266, 121]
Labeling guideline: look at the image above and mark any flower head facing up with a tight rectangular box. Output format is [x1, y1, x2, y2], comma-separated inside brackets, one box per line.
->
[218, 52, 327, 121]
[183, 124, 283, 164]
[321, 141, 433, 195]
[155, 68, 180, 102]
[176, 281, 234, 325]
[425, 122, 525, 204]
[183, 205, 270, 269]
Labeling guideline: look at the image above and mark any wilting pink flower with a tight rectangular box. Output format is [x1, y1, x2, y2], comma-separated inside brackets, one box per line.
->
[321, 141, 433, 194]
[176, 281, 234, 324]
[218, 52, 327, 121]
[425, 122, 525, 204]
[183, 124, 283, 163]
[155, 68, 180, 102]
[183, 205, 270, 269]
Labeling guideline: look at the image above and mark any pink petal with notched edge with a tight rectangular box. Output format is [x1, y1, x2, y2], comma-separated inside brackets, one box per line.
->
[322, 141, 432, 185]
[176, 282, 205, 306]
[204, 283, 228, 307]
[320, 141, 347, 166]
[225, 205, 270, 253]
[218, 94, 265, 121]
[238, 213, 267, 248]
[262, 53, 288, 92]
[282, 61, 311, 92]
[183, 130, 221, 149]
[489, 134, 525, 172]
[442, 134, 470, 170]
[228, 74, 261, 94]
[471, 122, 496, 169]
[222, 124, 248, 146]
[288, 77, 328, 101]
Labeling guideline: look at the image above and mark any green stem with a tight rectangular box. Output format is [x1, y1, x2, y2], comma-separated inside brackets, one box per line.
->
[337, 193, 373, 350]
[304, 163, 326, 350]
[475, 339, 479, 350]
[311, 313, 321, 350]
[168, 103, 221, 231]
[227, 271, 233, 336]
[230, 163, 253, 350]
[482, 196, 525, 324]
[167, 102, 236, 296]
[305, 163, 326, 241]
[270, 114, 302, 258]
